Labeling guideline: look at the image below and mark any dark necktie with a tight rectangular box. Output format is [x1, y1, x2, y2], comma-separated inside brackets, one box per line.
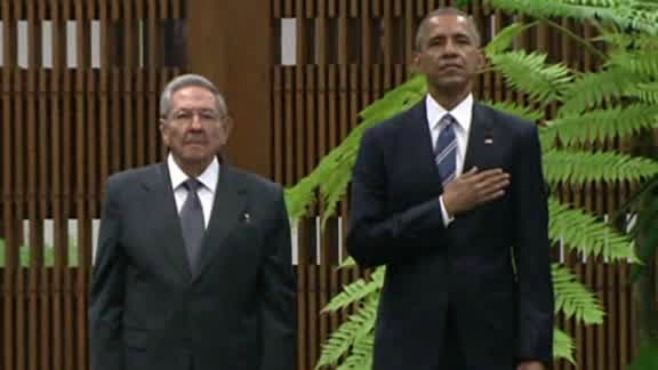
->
[180, 178, 205, 271]
[434, 114, 458, 186]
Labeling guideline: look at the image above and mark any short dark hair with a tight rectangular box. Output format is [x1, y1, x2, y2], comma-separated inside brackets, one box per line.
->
[415, 8, 481, 51]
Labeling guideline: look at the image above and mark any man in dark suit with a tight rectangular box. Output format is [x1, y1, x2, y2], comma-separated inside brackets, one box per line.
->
[347, 8, 553, 370]
[89, 74, 296, 370]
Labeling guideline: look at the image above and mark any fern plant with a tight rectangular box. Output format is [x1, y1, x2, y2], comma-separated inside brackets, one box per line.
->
[281, 1, 658, 368]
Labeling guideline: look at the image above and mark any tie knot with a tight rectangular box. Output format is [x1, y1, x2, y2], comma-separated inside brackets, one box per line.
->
[439, 114, 456, 128]
[183, 178, 203, 192]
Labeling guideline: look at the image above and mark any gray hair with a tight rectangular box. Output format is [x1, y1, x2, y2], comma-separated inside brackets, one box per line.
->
[159, 73, 229, 118]
[415, 8, 481, 51]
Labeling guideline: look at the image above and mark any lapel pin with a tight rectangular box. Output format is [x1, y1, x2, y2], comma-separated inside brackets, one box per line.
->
[242, 212, 251, 223]
[484, 138, 494, 144]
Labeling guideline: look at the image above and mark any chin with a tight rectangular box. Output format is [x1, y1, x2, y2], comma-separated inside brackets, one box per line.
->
[436, 79, 469, 92]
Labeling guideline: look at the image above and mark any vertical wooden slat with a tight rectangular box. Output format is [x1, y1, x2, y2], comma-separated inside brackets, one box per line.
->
[159, 0, 170, 160]
[305, 65, 316, 175]
[284, 67, 294, 185]
[618, 185, 630, 369]
[61, 0, 76, 367]
[595, 183, 606, 370]
[73, 0, 89, 368]
[2, 0, 17, 368]
[274, 0, 282, 19]
[296, 226, 308, 370]
[111, 0, 121, 173]
[123, 0, 134, 168]
[606, 185, 618, 370]
[273, 67, 284, 183]
[295, 0, 306, 182]
[50, 0, 65, 368]
[284, 0, 293, 18]
[135, 0, 146, 167]
[14, 2, 27, 370]
[37, 1, 51, 368]
[382, 0, 392, 91]
[404, 0, 414, 69]
[307, 252, 318, 369]
[99, 0, 110, 184]
[147, 0, 158, 164]
[26, 1, 44, 369]
[583, 183, 596, 370]
[317, 0, 327, 158]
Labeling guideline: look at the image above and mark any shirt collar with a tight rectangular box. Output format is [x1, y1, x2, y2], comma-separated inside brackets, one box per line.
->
[425, 93, 474, 131]
[167, 153, 220, 193]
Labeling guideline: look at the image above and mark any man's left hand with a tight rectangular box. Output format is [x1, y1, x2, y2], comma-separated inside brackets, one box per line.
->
[517, 361, 545, 370]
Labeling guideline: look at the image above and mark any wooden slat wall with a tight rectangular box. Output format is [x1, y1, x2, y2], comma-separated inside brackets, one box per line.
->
[0, 1, 182, 369]
[0, 0, 655, 370]
[272, 1, 649, 369]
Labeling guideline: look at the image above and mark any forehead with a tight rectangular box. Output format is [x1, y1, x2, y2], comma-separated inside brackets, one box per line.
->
[170, 86, 217, 108]
[423, 14, 475, 40]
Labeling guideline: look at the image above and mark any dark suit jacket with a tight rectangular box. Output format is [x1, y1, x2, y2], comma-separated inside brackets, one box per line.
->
[347, 101, 554, 370]
[89, 161, 296, 370]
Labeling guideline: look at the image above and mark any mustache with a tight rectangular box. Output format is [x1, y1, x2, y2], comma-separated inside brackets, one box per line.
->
[438, 61, 464, 69]
[184, 134, 208, 144]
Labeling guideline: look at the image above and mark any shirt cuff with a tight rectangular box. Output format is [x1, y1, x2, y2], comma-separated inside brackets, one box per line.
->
[439, 196, 454, 226]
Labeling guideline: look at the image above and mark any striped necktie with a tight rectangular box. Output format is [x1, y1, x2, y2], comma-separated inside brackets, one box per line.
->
[434, 114, 457, 187]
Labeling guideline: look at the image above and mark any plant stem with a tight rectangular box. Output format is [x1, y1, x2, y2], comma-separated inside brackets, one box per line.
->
[544, 19, 608, 61]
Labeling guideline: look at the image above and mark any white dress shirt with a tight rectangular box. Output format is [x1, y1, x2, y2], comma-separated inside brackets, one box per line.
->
[167, 153, 219, 229]
[425, 93, 474, 225]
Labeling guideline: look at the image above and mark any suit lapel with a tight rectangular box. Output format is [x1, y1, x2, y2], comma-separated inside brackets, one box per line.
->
[193, 164, 247, 281]
[463, 102, 494, 172]
[140, 163, 193, 280]
[405, 100, 444, 191]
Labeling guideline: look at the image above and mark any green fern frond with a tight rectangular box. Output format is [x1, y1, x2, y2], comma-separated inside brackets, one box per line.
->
[548, 198, 637, 262]
[489, 50, 572, 105]
[483, 100, 544, 122]
[336, 336, 374, 370]
[627, 81, 658, 104]
[554, 328, 576, 363]
[339, 257, 358, 269]
[485, 22, 535, 55]
[597, 32, 658, 49]
[316, 296, 378, 369]
[322, 268, 385, 313]
[285, 178, 319, 221]
[544, 104, 658, 146]
[485, 0, 657, 34]
[315, 317, 363, 368]
[337, 335, 374, 370]
[610, 49, 658, 75]
[542, 150, 658, 185]
[558, 68, 649, 116]
[553, 264, 605, 324]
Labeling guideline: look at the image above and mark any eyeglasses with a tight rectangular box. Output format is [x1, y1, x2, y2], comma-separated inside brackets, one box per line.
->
[166, 109, 222, 126]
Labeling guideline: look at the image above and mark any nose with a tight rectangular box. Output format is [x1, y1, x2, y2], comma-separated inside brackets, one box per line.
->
[189, 114, 204, 130]
[443, 39, 458, 54]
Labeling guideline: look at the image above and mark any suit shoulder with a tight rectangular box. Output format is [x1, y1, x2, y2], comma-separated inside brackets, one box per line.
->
[106, 164, 159, 188]
[486, 104, 537, 134]
[228, 167, 283, 195]
[105, 164, 160, 191]
[361, 103, 421, 145]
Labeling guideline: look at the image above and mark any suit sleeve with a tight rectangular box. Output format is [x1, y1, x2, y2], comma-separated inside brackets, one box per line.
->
[89, 177, 125, 370]
[260, 188, 297, 370]
[347, 128, 447, 268]
[512, 124, 554, 364]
